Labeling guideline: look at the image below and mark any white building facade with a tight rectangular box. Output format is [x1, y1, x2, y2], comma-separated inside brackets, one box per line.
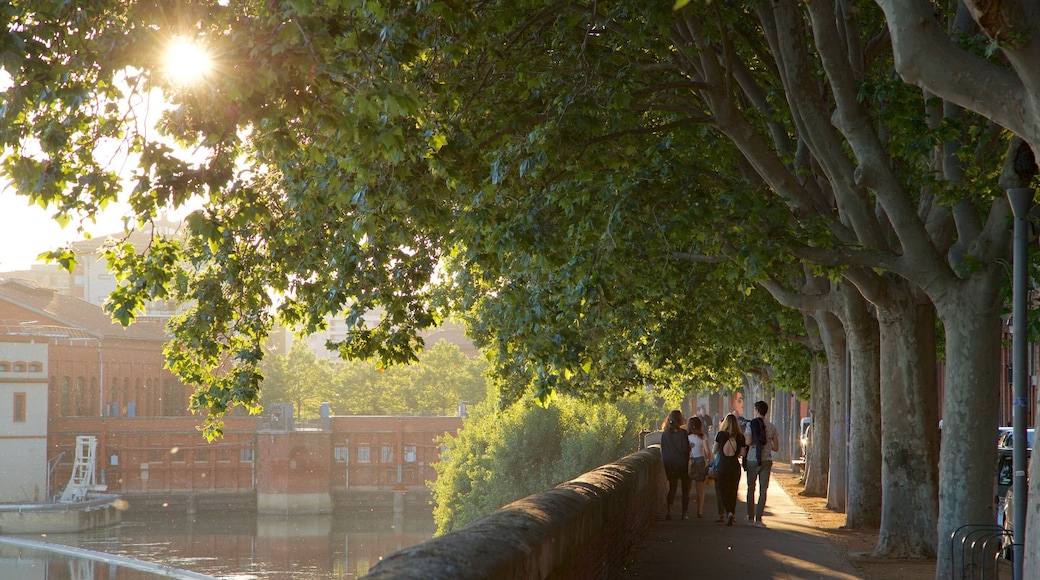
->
[0, 342, 49, 502]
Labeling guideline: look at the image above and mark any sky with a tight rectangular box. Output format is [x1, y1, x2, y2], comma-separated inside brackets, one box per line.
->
[0, 191, 130, 272]
[0, 36, 212, 273]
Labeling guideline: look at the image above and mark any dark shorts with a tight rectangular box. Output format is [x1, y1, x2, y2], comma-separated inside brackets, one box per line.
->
[689, 456, 707, 482]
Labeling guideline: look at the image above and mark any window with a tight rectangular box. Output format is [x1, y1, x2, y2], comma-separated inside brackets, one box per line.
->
[334, 446, 348, 463]
[0, 362, 9, 372]
[74, 377, 88, 416]
[61, 377, 72, 417]
[195, 449, 210, 463]
[404, 444, 417, 463]
[357, 446, 371, 464]
[12, 362, 24, 372]
[217, 448, 231, 462]
[28, 362, 42, 372]
[13, 392, 26, 423]
[240, 448, 255, 463]
[171, 445, 185, 463]
[381, 444, 394, 463]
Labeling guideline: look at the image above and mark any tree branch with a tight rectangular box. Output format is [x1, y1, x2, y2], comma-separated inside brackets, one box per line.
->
[875, 0, 1040, 148]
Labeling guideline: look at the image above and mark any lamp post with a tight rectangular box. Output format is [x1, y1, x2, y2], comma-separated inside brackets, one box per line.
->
[1007, 186, 1032, 579]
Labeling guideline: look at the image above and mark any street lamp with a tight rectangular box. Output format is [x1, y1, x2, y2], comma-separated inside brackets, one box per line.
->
[1007, 185, 1032, 580]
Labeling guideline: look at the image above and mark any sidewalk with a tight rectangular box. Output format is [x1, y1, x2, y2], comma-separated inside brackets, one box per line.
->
[621, 464, 863, 579]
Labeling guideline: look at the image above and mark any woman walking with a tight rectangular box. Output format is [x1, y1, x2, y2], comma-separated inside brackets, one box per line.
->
[687, 416, 711, 518]
[660, 409, 692, 520]
[713, 413, 746, 526]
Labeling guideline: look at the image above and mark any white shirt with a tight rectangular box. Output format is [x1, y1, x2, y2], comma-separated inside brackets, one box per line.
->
[688, 432, 708, 459]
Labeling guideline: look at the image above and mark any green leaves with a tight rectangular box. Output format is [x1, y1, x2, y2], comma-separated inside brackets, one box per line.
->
[431, 390, 661, 533]
[2, 0, 813, 439]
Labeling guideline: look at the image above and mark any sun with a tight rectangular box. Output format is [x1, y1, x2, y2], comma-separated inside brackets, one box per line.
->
[163, 37, 213, 84]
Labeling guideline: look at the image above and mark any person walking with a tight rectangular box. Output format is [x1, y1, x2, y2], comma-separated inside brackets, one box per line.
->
[714, 413, 745, 526]
[660, 409, 692, 520]
[745, 400, 780, 526]
[686, 416, 711, 518]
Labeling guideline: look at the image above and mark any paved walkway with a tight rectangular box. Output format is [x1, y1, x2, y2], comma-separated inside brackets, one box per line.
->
[622, 465, 862, 579]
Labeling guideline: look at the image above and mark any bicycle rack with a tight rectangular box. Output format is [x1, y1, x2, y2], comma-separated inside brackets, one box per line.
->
[950, 524, 1014, 579]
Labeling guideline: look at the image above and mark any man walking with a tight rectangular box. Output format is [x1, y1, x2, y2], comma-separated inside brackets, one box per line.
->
[698, 406, 713, 437]
[745, 400, 779, 526]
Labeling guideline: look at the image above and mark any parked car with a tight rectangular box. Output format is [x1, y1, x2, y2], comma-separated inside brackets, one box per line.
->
[996, 430, 1032, 560]
[995, 429, 1032, 501]
[1001, 485, 1016, 559]
[800, 417, 811, 458]
[1001, 475, 1030, 560]
[997, 428, 1034, 450]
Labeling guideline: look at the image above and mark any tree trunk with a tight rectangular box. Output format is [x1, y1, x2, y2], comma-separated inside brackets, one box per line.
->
[773, 390, 791, 462]
[804, 349, 831, 497]
[817, 310, 848, 512]
[1028, 438, 1040, 578]
[931, 275, 1003, 578]
[872, 276, 939, 558]
[843, 285, 882, 529]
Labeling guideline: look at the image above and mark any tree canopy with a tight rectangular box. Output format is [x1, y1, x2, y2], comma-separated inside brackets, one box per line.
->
[258, 338, 488, 417]
[0, 0, 802, 432]
[4, 2, 1038, 575]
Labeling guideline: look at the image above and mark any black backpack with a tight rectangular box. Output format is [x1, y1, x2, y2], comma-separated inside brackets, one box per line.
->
[750, 417, 767, 461]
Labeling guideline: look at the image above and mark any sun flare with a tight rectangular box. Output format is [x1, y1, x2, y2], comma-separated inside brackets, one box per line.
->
[164, 37, 212, 84]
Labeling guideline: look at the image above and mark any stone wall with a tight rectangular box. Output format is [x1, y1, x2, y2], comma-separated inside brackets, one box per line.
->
[361, 447, 663, 580]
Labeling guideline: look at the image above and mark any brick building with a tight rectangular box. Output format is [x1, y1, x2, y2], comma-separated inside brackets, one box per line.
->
[0, 279, 191, 421]
[0, 279, 462, 512]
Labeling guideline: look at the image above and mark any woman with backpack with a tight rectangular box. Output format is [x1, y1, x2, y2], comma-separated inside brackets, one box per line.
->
[660, 409, 692, 520]
[686, 416, 711, 518]
[713, 413, 746, 526]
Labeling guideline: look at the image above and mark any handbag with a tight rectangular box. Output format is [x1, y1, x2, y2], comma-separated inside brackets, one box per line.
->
[706, 447, 721, 480]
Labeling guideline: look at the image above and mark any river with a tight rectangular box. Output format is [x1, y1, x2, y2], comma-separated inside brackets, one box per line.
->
[0, 506, 435, 579]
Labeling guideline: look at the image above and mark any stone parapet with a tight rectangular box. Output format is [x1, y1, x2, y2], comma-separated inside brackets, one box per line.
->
[362, 447, 663, 580]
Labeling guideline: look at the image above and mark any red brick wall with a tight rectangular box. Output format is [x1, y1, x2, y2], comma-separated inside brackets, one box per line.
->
[328, 416, 461, 492]
[47, 415, 463, 500]
[255, 431, 332, 495]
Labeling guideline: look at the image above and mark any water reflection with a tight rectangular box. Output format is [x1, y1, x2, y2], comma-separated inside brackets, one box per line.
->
[3, 505, 435, 579]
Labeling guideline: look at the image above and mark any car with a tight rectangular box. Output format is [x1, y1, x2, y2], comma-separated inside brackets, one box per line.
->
[800, 417, 811, 457]
[995, 428, 1032, 501]
[995, 437, 1031, 561]
[997, 428, 1034, 450]
[1001, 476, 1030, 560]
[1001, 485, 1015, 559]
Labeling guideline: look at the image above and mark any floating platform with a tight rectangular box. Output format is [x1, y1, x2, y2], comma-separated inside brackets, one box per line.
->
[0, 495, 123, 534]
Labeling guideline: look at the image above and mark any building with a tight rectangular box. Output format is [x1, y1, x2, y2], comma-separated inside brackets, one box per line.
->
[283, 318, 478, 361]
[0, 279, 191, 420]
[0, 279, 461, 513]
[65, 218, 184, 317]
[0, 263, 69, 295]
[0, 341, 48, 502]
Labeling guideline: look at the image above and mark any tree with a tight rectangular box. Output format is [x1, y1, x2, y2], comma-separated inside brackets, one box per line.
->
[384, 339, 488, 415]
[258, 338, 335, 420]
[0, 0, 802, 432]
[1, 3, 1018, 573]
[874, 2, 1040, 575]
[431, 390, 661, 533]
[329, 339, 488, 416]
[332, 359, 397, 416]
[877, 1, 1040, 151]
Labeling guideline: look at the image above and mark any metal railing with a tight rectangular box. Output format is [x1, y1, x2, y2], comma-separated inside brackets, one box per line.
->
[950, 524, 1013, 579]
